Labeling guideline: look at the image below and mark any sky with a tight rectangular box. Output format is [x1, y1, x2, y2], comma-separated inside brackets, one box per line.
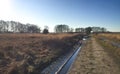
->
[0, 0, 120, 32]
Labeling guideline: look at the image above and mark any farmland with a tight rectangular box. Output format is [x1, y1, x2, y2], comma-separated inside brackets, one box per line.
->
[0, 33, 83, 74]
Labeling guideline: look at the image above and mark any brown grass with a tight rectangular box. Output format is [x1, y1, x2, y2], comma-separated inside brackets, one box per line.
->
[94, 33, 120, 68]
[96, 33, 120, 42]
[0, 33, 82, 74]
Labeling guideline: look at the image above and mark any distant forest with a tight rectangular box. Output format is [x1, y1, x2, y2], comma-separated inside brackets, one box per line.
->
[0, 20, 107, 34]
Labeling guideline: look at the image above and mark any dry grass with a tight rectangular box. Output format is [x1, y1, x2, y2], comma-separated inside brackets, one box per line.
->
[96, 33, 120, 42]
[94, 33, 120, 68]
[69, 37, 120, 74]
[0, 33, 82, 74]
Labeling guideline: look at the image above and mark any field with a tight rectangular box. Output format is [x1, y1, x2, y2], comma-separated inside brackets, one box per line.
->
[0, 33, 83, 74]
[69, 36, 120, 74]
[94, 33, 120, 68]
[96, 33, 120, 42]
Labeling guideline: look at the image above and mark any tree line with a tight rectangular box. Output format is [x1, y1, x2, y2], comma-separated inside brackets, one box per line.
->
[54, 24, 107, 34]
[0, 20, 40, 33]
[0, 20, 107, 34]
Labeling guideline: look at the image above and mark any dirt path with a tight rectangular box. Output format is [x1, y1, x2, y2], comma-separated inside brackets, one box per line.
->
[68, 37, 120, 74]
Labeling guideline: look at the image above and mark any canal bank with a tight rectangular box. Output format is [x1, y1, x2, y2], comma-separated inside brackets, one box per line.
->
[41, 39, 83, 74]
[68, 37, 120, 74]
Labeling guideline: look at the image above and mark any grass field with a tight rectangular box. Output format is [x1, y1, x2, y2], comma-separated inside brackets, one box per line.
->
[96, 33, 120, 42]
[94, 33, 120, 68]
[0, 33, 83, 74]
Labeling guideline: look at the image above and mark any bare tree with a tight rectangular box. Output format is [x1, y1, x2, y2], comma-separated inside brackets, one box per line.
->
[0, 20, 41, 33]
[75, 28, 85, 33]
[55, 24, 69, 33]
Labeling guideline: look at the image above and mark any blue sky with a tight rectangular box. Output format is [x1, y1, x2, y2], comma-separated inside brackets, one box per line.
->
[0, 0, 120, 32]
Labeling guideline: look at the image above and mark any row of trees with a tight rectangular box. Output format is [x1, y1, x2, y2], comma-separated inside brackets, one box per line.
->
[0, 20, 107, 34]
[75, 27, 107, 34]
[0, 20, 41, 33]
[54, 24, 107, 34]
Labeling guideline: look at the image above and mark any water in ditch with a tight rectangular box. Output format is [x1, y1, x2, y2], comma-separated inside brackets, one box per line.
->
[41, 44, 81, 74]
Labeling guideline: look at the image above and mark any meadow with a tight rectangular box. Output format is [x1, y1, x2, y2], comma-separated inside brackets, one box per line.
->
[0, 33, 82, 74]
[96, 33, 120, 42]
[95, 33, 120, 68]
